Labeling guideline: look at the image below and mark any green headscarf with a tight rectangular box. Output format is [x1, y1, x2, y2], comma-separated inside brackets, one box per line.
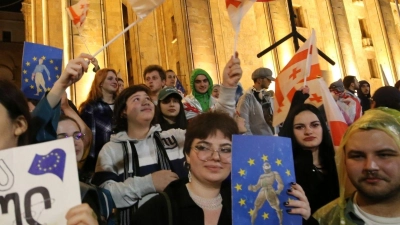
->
[190, 68, 214, 112]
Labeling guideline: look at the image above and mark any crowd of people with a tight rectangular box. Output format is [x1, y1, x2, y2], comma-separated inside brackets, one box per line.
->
[1, 50, 400, 225]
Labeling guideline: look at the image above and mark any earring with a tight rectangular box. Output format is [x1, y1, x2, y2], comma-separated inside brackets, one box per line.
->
[184, 161, 191, 182]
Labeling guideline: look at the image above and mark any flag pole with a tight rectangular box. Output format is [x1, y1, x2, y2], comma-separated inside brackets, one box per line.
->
[92, 18, 142, 57]
[304, 30, 315, 87]
[233, 29, 239, 58]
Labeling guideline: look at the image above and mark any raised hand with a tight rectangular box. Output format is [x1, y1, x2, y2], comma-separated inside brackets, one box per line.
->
[56, 53, 92, 89]
[222, 52, 242, 88]
[151, 170, 179, 192]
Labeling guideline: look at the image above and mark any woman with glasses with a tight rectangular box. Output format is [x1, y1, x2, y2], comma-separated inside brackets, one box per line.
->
[56, 114, 114, 225]
[132, 112, 313, 224]
[132, 112, 236, 225]
[0, 53, 100, 225]
[56, 115, 86, 165]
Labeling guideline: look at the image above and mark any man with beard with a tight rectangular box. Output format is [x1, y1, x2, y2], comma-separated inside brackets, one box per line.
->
[313, 108, 400, 224]
[357, 80, 371, 114]
[236, 67, 275, 135]
[341, 76, 362, 124]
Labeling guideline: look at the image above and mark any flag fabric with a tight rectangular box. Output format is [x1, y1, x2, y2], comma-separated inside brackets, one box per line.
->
[273, 30, 321, 126]
[226, 0, 274, 33]
[175, 76, 186, 95]
[317, 79, 348, 147]
[21, 42, 63, 100]
[128, 0, 166, 19]
[28, 148, 66, 181]
[232, 135, 301, 225]
[66, 0, 90, 33]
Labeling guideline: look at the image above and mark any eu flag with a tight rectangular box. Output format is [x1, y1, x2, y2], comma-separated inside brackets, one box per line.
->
[175, 77, 186, 95]
[232, 135, 301, 225]
[21, 42, 63, 100]
[28, 148, 66, 181]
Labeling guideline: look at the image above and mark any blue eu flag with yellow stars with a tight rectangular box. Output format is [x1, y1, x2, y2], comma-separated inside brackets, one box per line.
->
[231, 135, 301, 225]
[28, 148, 66, 181]
[21, 42, 63, 100]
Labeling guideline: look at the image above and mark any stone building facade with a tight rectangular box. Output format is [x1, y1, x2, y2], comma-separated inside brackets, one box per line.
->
[20, 0, 400, 106]
[0, 11, 25, 87]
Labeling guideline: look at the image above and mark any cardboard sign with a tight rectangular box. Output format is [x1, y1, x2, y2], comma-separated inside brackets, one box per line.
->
[0, 138, 80, 224]
[232, 135, 301, 225]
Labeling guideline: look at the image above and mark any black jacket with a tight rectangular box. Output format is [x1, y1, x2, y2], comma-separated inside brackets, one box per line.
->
[132, 178, 232, 225]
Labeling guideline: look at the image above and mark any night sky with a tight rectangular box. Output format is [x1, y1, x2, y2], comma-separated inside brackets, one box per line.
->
[0, 0, 22, 13]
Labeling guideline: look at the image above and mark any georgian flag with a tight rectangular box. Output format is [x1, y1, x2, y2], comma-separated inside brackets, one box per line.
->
[226, 0, 274, 32]
[273, 30, 322, 127]
[128, 0, 166, 19]
[273, 29, 347, 147]
[66, 0, 90, 32]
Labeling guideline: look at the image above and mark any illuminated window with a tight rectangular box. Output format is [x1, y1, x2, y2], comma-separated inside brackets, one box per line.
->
[293, 6, 306, 28]
[367, 59, 379, 79]
[171, 16, 177, 43]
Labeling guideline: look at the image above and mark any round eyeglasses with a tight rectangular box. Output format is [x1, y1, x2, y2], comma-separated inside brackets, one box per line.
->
[56, 132, 84, 141]
[192, 144, 232, 164]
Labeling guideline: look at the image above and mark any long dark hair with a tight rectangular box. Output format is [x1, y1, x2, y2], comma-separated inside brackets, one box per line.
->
[279, 104, 336, 176]
[0, 78, 31, 146]
[113, 84, 157, 133]
[157, 94, 187, 130]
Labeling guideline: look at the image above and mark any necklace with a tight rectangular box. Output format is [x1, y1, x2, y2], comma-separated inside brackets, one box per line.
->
[187, 187, 222, 210]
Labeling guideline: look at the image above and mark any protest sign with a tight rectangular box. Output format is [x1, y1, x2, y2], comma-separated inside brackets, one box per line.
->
[0, 138, 80, 224]
[21, 42, 63, 100]
[232, 135, 301, 225]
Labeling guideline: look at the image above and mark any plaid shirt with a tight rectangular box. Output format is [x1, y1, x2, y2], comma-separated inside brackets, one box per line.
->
[80, 100, 114, 162]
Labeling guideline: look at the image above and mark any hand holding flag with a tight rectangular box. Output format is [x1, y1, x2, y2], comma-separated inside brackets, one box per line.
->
[93, 0, 165, 57]
[226, 0, 274, 56]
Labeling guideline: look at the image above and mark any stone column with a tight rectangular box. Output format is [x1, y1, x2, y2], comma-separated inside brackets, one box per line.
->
[21, 0, 32, 42]
[104, 0, 127, 77]
[329, 0, 359, 77]
[365, 0, 400, 83]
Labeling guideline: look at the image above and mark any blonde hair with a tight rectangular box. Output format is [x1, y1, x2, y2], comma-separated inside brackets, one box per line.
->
[335, 107, 400, 223]
[79, 68, 117, 112]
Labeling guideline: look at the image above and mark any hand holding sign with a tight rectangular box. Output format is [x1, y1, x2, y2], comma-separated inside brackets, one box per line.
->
[0, 138, 80, 224]
[65, 203, 99, 225]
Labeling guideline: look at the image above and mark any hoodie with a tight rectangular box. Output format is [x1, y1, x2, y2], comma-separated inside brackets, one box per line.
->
[92, 125, 186, 209]
[189, 68, 214, 112]
[313, 108, 400, 224]
[183, 70, 238, 120]
[356, 80, 371, 114]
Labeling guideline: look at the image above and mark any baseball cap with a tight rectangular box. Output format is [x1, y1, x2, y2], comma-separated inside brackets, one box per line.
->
[158, 87, 182, 101]
[251, 68, 275, 81]
[329, 79, 344, 93]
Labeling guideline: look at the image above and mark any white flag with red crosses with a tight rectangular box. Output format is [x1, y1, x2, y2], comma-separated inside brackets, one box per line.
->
[273, 30, 322, 126]
[273, 29, 347, 147]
